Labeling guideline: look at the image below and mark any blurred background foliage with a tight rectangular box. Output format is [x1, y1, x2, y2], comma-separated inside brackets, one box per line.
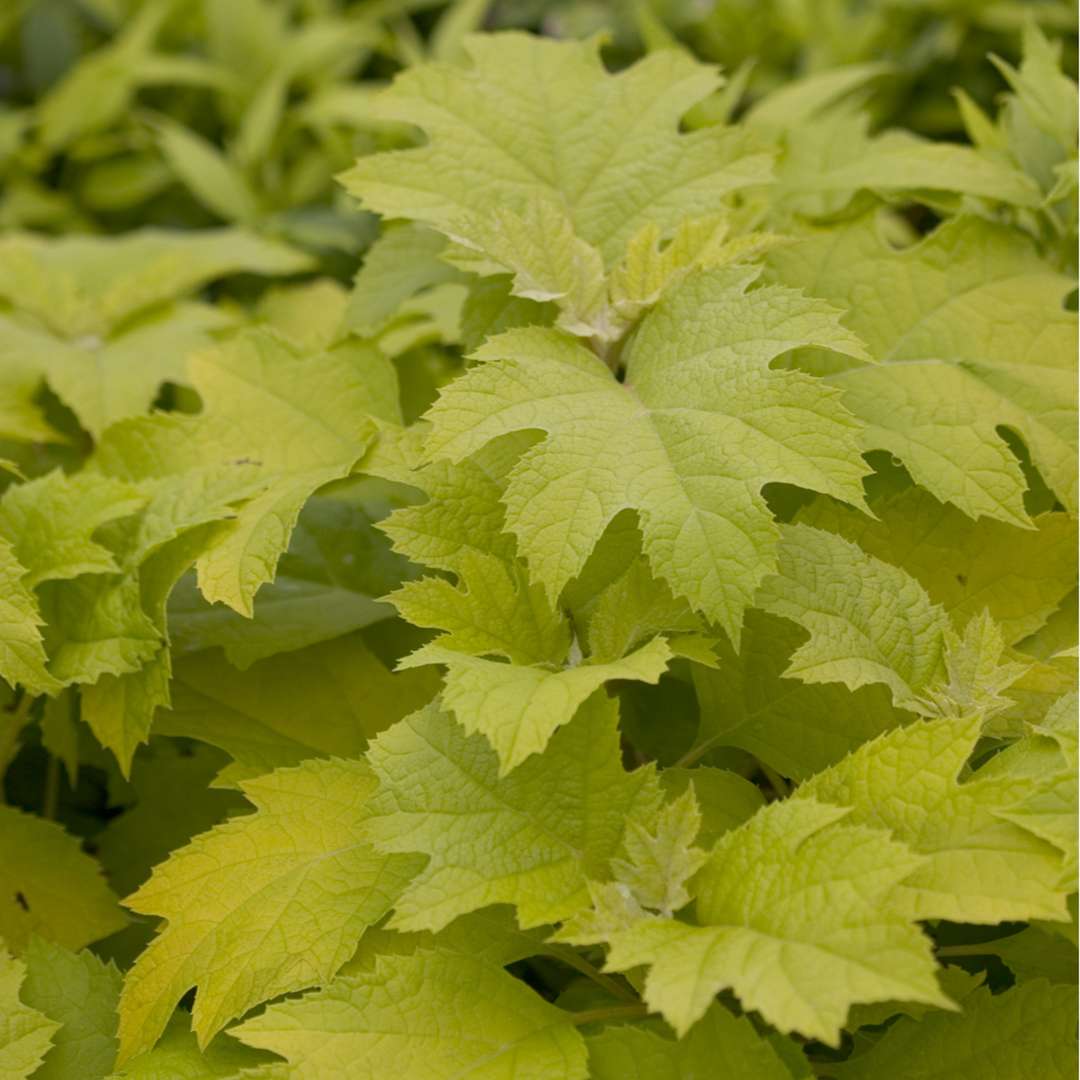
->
[0, 0, 1075, 245]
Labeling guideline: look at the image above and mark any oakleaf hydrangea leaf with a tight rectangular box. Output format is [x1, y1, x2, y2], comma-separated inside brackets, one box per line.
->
[158, 635, 437, 783]
[425, 268, 870, 641]
[769, 214, 1078, 521]
[0, 470, 146, 588]
[18, 938, 121, 1080]
[609, 786, 708, 917]
[0, 229, 310, 341]
[364, 695, 661, 932]
[658, 767, 765, 848]
[796, 714, 1072, 923]
[116, 758, 422, 1064]
[985, 696, 1078, 891]
[593, 798, 948, 1043]
[230, 949, 588, 1080]
[581, 556, 704, 665]
[0, 804, 127, 952]
[342, 906, 553, 976]
[390, 552, 569, 667]
[0, 948, 58, 1080]
[915, 611, 1030, 723]
[106, 1012, 270, 1080]
[692, 609, 908, 781]
[833, 979, 1078, 1079]
[0, 229, 311, 437]
[401, 637, 673, 773]
[773, 109, 1042, 221]
[182, 331, 385, 615]
[0, 539, 60, 696]
[342, 33, 772, 276]
[385, 450, 692, 770]
[586, 1003, 795, 1080]
[95, 742, 247, 897]
[756, 524, 949, 709]
[799, 487, 1077, 645]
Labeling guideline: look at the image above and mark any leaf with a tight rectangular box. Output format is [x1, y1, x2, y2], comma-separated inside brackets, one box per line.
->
[0, 230, 309, 341]
[796, 714, 1071, 923]
[774, 110, 1043, 217]
[915, 611, 1031, 723]
[342, 33, 772, 270]
[593, 798, 948, 1043]
[346, 224, 468, 338]
[95, 741, 248, 897]
[229, 948, 588, 1079]
[658, 766, 765, 848]
[167, 476, 412, 668]
[833, 979, 1078, 1079]
[342, 906, 553, 976]
[988, 699, 1078, 891]
[0, 230, 311, 436]
[692, 609, 909, 781]
[27, 303, 236, 440]
[0, 470, 146, 588]
[610, 786, 708, 917]
[62, 328, 391, 754]
[0, 804, 127, 953]
[183, 332, 386, 615]
[425, 268, 870, 641]
[157, 634, 437, 782]
[756, 524, 950, 709]
[984, 925, 1079, 985]
[115, 757, 423, 1063]
[17, 938, 121, 1080]
[0, 538, 60, 696]
[106, 1013, 270, 1080]
[0, 947, 58, 1080]
[155, 121, 260, 223]
[586, 1003, 795, 1080]
[768, 214, 1077, 521]
[386, 450, 691, 770]
[799, 488, 1077, 645]
[364, 694, 661, 932]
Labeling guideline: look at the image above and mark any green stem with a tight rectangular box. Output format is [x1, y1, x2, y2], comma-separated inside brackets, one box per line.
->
[936, 943, 995, 959]
[569, 1003, 649, 1027]
[547, 945, 639, 1003]
[672, 733, 724, 769]
[760, 762, 791, 799]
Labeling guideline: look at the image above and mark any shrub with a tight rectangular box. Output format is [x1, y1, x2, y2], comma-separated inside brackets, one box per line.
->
[0, 4, 1076, 1078]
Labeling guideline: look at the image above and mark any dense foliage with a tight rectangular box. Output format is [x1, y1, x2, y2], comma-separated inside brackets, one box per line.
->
[0, 2, 1077, 1077]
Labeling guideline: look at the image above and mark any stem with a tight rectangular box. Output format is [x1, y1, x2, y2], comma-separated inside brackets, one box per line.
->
[936, 943, 995, 959]
[42, 753, 60, 820]
[673, 733, 724, 769]
[569, 1003, 649, 1027]
[547, 945, 639, 1003]
[760, 762, 791, 799]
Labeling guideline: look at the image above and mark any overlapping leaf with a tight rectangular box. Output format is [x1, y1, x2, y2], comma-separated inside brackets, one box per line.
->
[230, 949, 588, 1080]
[0, 805, 127, 953]
[343, 33, 772, 334]
[425, 270, 870, 641]
[364, 695, 661, 932]
[0, 229, 311, 438]
[769, 214, 1078, 521]
[0, 948, 58, 1080]
[796, 713, 1072, 922]
[571, 798, 947, 1043]
[116, 758, 422, 1063]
